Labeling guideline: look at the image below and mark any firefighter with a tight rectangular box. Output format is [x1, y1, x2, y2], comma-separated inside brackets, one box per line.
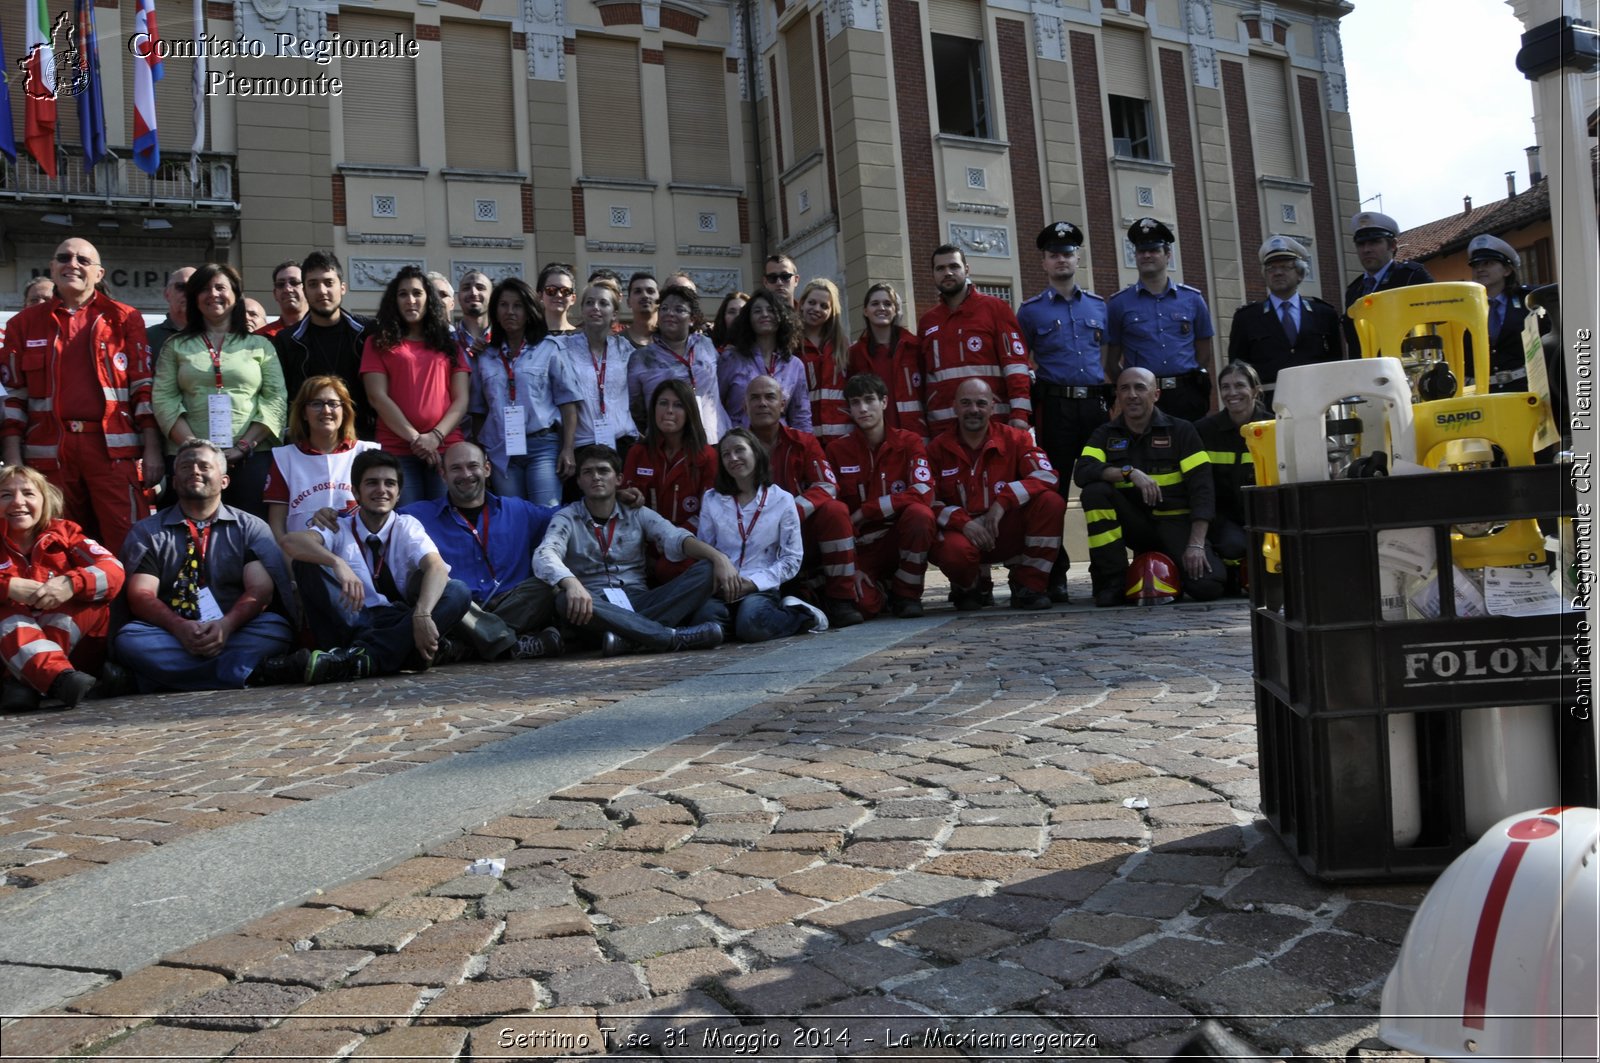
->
[1076, 367, 1224, 606]
[927, 379, 1064, 611]
[0, 238, 163, 553]
[826, 372, 935, 619]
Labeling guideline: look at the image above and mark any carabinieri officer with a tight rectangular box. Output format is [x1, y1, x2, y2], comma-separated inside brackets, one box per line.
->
[1103, 218, 1217, 422]
[1017, 220, 1108, 602]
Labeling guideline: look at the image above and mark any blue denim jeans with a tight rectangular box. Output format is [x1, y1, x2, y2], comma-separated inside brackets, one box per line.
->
[296, 563, 473, 674]
[491, 432, 561, 505]
[695, 590, 814, 643]
[395, 453, 448, 508]
[113, 613, 296, 692]
[557, 559, 714, 651]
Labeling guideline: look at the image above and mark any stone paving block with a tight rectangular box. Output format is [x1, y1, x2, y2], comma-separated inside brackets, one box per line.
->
[64, 963, 227, 1016]
[546, 960, 650, 1006]
[163, 933, 291, 978]
[312, 916, 430, 953]
[704, 886, 822, 930]
[1125, 853, 1236, 886]
[469, 1008, 605, 1057]
[1151, 824, 1245, 854]
[474, 815, 562, 842]
[0, 1012, 135, 1060]
[603, 915, 717, 962]
[429, 874, 501, 899]
[870, 871, 979, 907]
[876, 798, 952, 819]
[754, 829, 845, 852]
[849, 817, 946, 842]
[241, 949, 375, 989]
[641, 946, 742, 995]
[773, 805, 870, 833]
[888, 916, 1019, 962]
[350, 1024, 469, 1059]
[1048, 910, 1161, 947]
[838, 841, 930, 869]
[342, 949, 475, 988]
[645, 842, 740, 874]
[380, 855, 477, 887]
[1332, 902, 1416, 946]
[591, 886, 701, 927]
[575, 864, 670, 899]
[916, 851, 1031, 880]
[1083, 880, 1203, 919]
[238, 905, 353, 942]
[283, 983, 426, 1033]
[4, 857, 103, 886]
[742, 924, 838, 964]
[162, 981, 317, 1032]
[721, 962, 854, 1016]
[779, 790, 857, 811]
[380, 896, 468, 921]
[777, 865, 893, 901]
[1001, 867, 1114, 902]
[808, 940, 934, 992]
[958, 891, 1071, 934]
[1221, 865, 1333, 911]
[893, 959, 1056, 1015]
[430, 835, 520, 861]
[1035, 838, 1137, 872]
[94, 1023, 246, 1061]
[307, 877, 419, 914]
[1270, 931, 1397, 995]
[1117, 937, 1258, 996]
[605, 822, 697, 851]
[691, 821, 773, 845]
[503, 905, 594, 941]
[419, 979, 539, 1024]
[660, 868, 756, 903]
[1258, 1005, 1383, 1062]
[944, 825, 1044, 851]
[484, 936, 605, 979]
[1193, 911, 1312, 951]
[1185, 966, 1332, 1036]
[1042, 977, 1196, 1047]
[1001, 938, 1115, 987]
[512, 827, 609, 851]
[801, 896, 921, 942]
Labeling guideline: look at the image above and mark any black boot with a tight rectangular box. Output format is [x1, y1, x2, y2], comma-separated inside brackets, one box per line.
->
[668, 621, 725, 651]
[1, 679, 42, 713]
[47, 670, 98, 708]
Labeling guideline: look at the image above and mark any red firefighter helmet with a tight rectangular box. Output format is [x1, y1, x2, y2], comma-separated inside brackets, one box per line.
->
[1126, 552, 1181, 604]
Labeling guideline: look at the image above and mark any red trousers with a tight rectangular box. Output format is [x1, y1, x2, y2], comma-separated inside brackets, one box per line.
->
[0, 603, 111, 693]
[800, 499, 859, 603]
[932, 492, 1066, 592]
[51, 432, 147, 554]
[855, 503, 935, 615]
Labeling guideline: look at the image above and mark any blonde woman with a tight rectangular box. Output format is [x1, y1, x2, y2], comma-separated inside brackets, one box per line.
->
[797, 278, 856, 440]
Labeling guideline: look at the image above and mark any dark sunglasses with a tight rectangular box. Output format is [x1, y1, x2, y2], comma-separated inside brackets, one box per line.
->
[543, 285, 575, 299]
[765, 271, 796, 283]
[54, 252, 97, 267]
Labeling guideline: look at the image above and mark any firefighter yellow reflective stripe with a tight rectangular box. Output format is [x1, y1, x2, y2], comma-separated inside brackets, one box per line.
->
[1083, 507, 1117, 524]
[1081, 446, 1107, 462]
[1153, 507, 1191, 517]
[1179, 451, 1209, 473]
[1149, 470, 1183, 486]
[1207, 450, 1240, 464]
[1087, 527, 1123, 548]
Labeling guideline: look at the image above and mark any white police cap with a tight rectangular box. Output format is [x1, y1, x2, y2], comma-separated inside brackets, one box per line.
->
[1467, 233, 1520, 271]
[1260, 234, 1310, 265]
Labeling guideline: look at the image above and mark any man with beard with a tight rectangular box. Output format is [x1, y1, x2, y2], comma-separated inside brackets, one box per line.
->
[279, 449, 473, 684]
[913, 245, 1032, 436]
[256, 261, 305, 339]
[1075, 367, 1223, 607]
[114, 439, 295, 690]
[927, 379, 1064, 612]
[1103, 218, 1217, 422]
[403, 440, 565, 659]
[273, 251, 374, 437]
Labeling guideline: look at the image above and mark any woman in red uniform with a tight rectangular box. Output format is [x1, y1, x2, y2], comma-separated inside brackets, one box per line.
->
[620, 378, 718, 585]
[847, 282, 921, 433]
[798, 279, 856, 443]
[0, 465, 125, 710]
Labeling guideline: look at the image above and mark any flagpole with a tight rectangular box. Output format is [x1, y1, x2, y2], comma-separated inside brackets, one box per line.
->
[190, 0, 206, 185]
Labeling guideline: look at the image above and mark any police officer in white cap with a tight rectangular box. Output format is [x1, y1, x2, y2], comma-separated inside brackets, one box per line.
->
[1342, 211, 1433, 355]
[1017, 220, 1108, 602]
[1227, 235, 1343, 392]
[1466, 233, 1551, 393]
[1103, 217, 1217, 421]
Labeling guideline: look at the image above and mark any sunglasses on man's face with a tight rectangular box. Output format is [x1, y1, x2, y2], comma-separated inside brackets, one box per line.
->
[54, 252, 97, 267]
[765, 272, 796, 284]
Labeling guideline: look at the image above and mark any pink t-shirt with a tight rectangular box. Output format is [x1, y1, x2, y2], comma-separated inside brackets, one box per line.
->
[359, 336, 470, 453]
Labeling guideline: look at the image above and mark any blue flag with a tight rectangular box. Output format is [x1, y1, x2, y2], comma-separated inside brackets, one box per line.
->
[0, 20, 16, 162]
[75, 0, 108, 169]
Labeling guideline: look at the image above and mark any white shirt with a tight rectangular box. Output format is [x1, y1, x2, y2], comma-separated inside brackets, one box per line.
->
[561, 332, 641, 447]
[696, 484, 802, 592]
[267, 440, 381, 532]
[316, 509, 444, 608]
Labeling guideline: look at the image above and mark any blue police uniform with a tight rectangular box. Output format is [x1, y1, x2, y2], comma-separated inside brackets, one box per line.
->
[1106, 281, 1215, 420]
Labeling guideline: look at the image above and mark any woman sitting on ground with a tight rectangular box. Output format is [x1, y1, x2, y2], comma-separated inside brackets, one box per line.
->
[620, 378, 718, 586]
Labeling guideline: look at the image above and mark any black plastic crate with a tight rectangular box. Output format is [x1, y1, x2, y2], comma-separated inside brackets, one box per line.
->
[1255, 686, 1596, 882]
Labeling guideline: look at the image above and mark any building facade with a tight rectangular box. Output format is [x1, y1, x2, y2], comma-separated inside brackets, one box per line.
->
[1, 0, 1361, 359]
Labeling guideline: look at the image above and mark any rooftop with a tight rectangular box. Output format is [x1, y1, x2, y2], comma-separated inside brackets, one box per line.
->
[1397, 177, 1551, 262]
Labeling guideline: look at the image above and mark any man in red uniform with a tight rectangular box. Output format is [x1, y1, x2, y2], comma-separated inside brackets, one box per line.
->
[745, 374, 864, 627]
[826, 373, 934, 619]
[928, 379, 1064, 611]
[1, 238, 162, 552]
[913, 245, 1033, 436]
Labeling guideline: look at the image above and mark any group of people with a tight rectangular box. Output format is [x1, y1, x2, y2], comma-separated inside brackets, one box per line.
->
[0, 204, 1541, 706]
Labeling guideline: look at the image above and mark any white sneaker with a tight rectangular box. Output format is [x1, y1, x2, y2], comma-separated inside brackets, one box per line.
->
[781, 595, 829, 633]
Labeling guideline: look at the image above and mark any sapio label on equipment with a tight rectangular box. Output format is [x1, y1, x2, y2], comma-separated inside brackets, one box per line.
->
[1434, 410, 1484, 426]
[1398, 635, 1574, 687]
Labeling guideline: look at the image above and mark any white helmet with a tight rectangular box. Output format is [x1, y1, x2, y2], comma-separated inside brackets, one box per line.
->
[1379, 806, 1598, 1061]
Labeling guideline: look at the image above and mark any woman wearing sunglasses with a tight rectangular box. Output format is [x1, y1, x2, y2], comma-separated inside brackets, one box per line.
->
[537, 263, 579, 336]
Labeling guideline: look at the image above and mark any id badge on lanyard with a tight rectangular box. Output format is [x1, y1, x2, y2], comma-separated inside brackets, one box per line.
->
[503, 405, 528, 456]
[207, 394, 233, 445]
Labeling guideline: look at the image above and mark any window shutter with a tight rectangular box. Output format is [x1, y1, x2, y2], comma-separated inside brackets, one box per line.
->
[119, 0, 211, 155]
[443, 21, 515, 170]
[576, 35, 646, 179]
[339, 12, 418, 166]
[1248, 56, 1296, 178]
[1101, 26, 1150, 99]
[927, 0, 983, 39]
[784, 18, 819, 159]
[665, 46, 730, 184]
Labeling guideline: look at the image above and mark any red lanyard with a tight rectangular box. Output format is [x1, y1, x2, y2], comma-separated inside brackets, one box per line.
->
[499, 344, 519, 404]
[591, 343, 608, 416]
[184, 519, 213, 583]
[454, 505, 494, 579]
[764, 350, 780, 376]
[590, 513, 619, 559]
[202, 335, 226, 391]
[664, 342, 695, 389]
[733, 486, 767, 568]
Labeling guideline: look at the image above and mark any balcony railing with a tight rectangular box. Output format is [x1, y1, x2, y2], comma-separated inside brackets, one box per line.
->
[0, 149, 236, 208]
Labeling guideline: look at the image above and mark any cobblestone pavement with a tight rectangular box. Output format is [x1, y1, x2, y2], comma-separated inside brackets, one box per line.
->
[0, 595, 1431, 1062]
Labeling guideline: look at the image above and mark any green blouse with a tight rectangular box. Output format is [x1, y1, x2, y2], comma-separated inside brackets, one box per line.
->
[152, 332, 289, 455]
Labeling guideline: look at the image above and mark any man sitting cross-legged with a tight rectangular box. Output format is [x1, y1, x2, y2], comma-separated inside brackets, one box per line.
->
[403, 440, 564, 660]
[278, 449, 473, 683]
[533, 444, 734, 656]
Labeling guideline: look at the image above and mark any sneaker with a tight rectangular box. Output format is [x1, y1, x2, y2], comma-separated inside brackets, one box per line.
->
[47, 670, 98, 708]
[888, 595, 924, 619]
[305, 646, 373, 685]
[823, 598, 865, 628]
[247, 649, 309, 687]
[514, 627, 565, 659]
[1009, 587, 1052, 611]
[782, 595, 830, 633]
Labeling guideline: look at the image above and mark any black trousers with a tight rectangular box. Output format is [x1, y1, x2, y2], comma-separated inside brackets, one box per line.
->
[1032, 383, 1108, 576]
[297, 563, 473, 674]
[1080, 480, 1224, 601]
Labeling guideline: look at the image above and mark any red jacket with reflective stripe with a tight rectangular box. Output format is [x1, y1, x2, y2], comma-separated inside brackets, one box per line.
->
[0, 520, 126, 606]
[826, 427, 933, 528]
[926, 424, 1059, 533]
[622, 441, 719, 532]
[762, 424, 838, 519]
[0, 294, 155, 468]
[914, 288, 1033, 434]
[847, 328, 924, 436]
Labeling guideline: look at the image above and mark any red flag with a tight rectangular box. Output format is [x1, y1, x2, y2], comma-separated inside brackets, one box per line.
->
[23, 0, 58, 176]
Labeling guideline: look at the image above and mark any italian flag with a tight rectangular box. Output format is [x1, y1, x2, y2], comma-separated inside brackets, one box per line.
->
[23, 0, 56, 177]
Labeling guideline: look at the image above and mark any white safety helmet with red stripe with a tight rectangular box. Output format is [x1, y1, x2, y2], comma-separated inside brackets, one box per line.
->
[1379, 805, 1598, 1062]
